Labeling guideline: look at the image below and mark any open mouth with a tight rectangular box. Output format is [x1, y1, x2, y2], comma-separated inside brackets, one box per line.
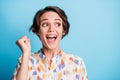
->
[46, 36, 57, 39]
[46, 34, 57, 42]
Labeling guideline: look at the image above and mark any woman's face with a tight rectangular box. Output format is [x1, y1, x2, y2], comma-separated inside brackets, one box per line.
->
[37, 11, 65, 50]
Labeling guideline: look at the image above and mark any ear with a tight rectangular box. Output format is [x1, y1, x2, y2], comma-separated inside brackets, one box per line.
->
[35, 31, 39, 35]
[62, 30, 66, 36]
[35, 31, 40, 37]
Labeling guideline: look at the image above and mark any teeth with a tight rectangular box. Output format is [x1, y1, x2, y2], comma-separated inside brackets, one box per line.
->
[47, 35, 56, 37]
[46, 34, 57, 39]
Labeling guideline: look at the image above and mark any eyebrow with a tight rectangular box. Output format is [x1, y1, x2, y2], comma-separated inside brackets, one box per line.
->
[40, 19, 48, 22]
[40, 18, 62, 22]
[55, 19, 62, 22]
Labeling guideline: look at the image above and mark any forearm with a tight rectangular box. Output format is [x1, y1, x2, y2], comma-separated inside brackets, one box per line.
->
[16, 53, 30, 80]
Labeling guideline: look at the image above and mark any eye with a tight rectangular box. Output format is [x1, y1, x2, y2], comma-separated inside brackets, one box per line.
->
[55, 22, 61, 27]
[41, 23, 49, 27]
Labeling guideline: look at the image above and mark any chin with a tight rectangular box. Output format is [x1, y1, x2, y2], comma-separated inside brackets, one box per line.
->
[47, 45, 58, 50]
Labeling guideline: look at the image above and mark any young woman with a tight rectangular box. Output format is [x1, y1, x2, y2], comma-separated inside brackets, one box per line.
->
[12, 6, 88, 80]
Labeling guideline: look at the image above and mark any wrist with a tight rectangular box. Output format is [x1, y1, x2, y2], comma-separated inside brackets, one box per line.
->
[22, 52, 30, 58]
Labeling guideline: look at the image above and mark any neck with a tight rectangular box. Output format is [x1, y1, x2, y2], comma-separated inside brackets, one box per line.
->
[42, 47, 60, 60]
[41, 47, 60, 66]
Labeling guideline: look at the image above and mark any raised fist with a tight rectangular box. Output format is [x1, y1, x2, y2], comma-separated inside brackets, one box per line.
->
[16, 36, 31, 54]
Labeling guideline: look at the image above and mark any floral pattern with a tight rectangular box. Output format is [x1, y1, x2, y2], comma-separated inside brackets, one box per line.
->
[12, 50, 88, 80]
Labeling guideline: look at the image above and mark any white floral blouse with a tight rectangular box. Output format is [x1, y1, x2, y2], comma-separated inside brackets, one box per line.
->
[12, 50, 88, 80]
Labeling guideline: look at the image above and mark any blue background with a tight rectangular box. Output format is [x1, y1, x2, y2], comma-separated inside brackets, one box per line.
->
[0, 0, 120, 80]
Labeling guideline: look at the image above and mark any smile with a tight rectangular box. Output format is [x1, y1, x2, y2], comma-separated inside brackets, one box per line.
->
[46, 34, 57, 42]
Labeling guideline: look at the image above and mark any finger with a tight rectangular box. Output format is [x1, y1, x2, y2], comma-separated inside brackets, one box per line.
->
[16, 37, 25, 45]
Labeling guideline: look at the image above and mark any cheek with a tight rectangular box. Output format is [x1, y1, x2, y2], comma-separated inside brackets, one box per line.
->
[39, 33, 45, 42]
[58, 31, 64, 38]
[38, 30, 45, 39]
[39, 29, 46, 35]
[39, 32, 44, 38]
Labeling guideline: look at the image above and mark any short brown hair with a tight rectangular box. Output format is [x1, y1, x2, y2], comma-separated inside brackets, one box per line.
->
[29, 6, 70, 38]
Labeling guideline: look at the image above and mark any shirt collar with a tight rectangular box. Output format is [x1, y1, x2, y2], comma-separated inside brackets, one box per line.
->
[37, 49, 63, 60]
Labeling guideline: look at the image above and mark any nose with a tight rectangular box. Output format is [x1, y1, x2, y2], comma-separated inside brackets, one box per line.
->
[48, 25, 55, 32]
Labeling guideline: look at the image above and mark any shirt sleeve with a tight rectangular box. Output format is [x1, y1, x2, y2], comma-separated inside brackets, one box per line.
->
[12, 56, 22, 80]
[78, 59, 88, 80]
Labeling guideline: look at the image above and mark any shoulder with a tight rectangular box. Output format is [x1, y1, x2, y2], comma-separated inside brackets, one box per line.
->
[62, 51, 84, 65]
[63, 51, 83, 61]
